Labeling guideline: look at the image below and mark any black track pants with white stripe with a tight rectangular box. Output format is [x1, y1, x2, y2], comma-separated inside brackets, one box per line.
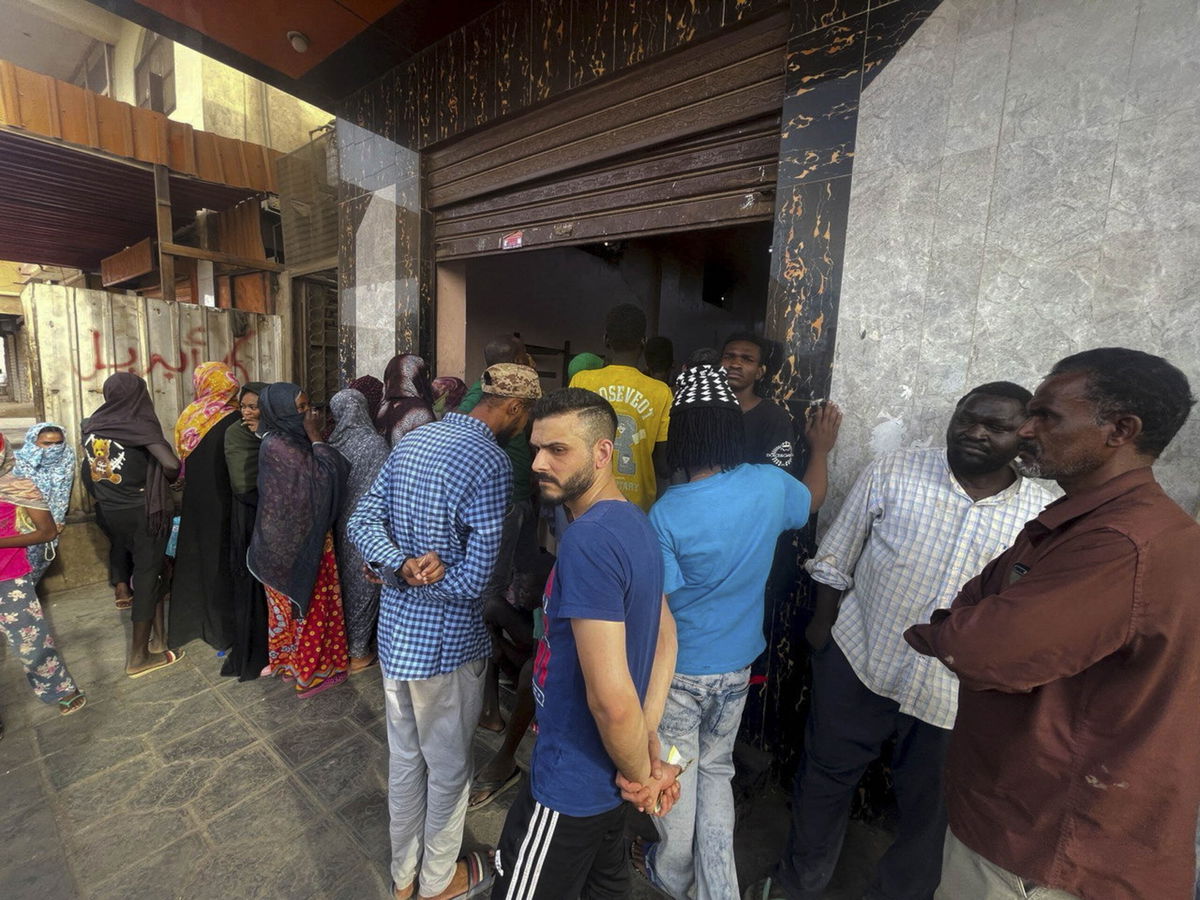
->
[491, 776, 629, 900]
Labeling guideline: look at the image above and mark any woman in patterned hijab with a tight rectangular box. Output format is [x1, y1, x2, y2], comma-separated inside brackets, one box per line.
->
[13, 423, 74, 583]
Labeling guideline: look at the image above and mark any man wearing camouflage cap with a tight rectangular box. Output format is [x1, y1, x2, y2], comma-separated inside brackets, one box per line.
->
[350, 362, 542, 900]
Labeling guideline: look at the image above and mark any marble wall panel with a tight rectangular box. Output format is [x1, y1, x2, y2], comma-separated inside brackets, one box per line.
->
[778, 17, 867, 184]
[1123, 0, 1200, 122]
[615, 0, 665, 67]
[571, 0, 616, 88]
[1108, 105, 1200, 236]
[854, 2, 954, 173]
[435, 31, 465, 142]
[941, 26, 1009, 155]
[999, 0, 1137, 145]
[791, 0, 869, 36]
[987, 122, 1119, 260]
[495, 0, 534, 118]
[464, 12, 498, 129]
[832, 0, 1200, 516]
[729, 0, 787, 23]
[532, 0, 574, 102]
[415, 49, 438, 149]
[664, 0, 726, 51]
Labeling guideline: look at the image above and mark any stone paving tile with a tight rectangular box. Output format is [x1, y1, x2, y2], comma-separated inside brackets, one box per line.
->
[156, 712, 259, 765]
[61, 807, 200, 885]
[0, 580, 891, 900]
[266, 714, 362, 768]
[85, 834, 215, 900]
[188, 742, 292, 821]
[296, 731, 387, 807]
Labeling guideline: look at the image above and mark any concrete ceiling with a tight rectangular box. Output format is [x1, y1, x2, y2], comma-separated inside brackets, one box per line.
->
[0, 0, 123, 82]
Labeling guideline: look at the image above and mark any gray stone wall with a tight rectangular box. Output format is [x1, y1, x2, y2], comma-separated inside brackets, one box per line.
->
[828, 0, 1200, 516]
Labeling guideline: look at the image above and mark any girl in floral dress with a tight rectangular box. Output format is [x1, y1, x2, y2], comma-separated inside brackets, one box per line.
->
[0, 437, 85, 736]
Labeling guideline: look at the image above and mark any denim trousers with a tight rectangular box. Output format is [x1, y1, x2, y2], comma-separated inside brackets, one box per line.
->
[648, 667, 751, 900]
[777, 642, 950, 900]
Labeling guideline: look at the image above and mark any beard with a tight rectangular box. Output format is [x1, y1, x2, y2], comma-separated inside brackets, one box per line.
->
[1016, 442, 1102, 481]
[537, 466, 594, 506]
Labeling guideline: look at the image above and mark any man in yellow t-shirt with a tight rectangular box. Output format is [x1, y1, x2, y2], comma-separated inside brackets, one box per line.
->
[569, 303, 672, 510]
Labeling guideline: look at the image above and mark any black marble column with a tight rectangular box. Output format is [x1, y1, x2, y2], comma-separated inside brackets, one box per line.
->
[751, 0, 942, 769]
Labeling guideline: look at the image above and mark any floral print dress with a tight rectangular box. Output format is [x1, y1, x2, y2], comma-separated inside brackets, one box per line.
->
[0, 501, 79, 703]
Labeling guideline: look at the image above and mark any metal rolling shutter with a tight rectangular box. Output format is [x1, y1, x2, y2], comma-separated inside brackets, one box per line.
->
[427, 11, 786, 259]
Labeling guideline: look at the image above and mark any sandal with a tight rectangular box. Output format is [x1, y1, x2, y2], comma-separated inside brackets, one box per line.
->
[444, 851, 493, 899]
[57, 693, 87, 716]
[126, 648, 185, 678]
[468, 766, 520, 810]
[348, 654, 377, 675]
[114, 596, 133, 610]
[297, 670, 347, 699]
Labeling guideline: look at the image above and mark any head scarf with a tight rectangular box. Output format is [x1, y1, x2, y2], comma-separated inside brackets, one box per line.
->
[349, 375, 384, 422]
[431, 376, 468, 419]
[328, 389, 390, 511]
[225, 381, 267, 497]
[175, 362, 240, 459]
[568, 352, 605, 381]
[82, 372, 172, 534]
[377, 354, 435, 445]
[0, 434, 49, 511]
[13, 423, 74, 522]
[256, 382, 309, 443]
[247, 382, 348, 615]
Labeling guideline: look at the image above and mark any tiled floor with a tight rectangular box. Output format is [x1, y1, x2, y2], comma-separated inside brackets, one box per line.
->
[0, 582, 889, 899]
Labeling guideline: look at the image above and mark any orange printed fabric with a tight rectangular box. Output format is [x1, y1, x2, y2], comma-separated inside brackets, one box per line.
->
[264, 534, 349, 691]
[174, 362, 240, 459]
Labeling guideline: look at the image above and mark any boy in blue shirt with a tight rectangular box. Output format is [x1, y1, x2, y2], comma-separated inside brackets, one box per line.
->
[632, 365, 840, 900]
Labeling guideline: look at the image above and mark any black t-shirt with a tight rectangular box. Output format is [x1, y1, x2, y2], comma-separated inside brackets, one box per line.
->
[742, 400, 794, 469]
[83, 432, 149, 509]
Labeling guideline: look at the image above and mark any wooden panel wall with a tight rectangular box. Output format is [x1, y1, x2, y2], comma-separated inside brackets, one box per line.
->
[21, 282, 284, 514]
[0, 61, 280, 192]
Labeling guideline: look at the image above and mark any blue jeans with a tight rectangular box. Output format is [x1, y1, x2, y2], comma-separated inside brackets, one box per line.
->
[648, 667, 750, 900]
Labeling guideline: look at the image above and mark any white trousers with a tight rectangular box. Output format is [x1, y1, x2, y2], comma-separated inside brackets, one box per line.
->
[936, 830, 1081, 900]
[385, 658, 487, 895]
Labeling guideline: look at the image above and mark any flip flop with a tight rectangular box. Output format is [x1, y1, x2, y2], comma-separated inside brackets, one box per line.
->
[126, 648, 185, 679]
[114, 596, 133, 610]
[57, 693, 87, 716]
[468, 767, 520, 810]
[448, 851, 493, 899]
[348, 655, 378, 675]
[297, 670, 347, 699]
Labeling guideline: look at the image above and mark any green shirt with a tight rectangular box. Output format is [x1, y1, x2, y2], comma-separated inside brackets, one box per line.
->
[459, 379, 533, 504]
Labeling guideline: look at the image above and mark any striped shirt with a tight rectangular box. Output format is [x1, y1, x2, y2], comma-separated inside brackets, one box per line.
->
[347, 412, 512, 681]
[807, 448, 1054, 729]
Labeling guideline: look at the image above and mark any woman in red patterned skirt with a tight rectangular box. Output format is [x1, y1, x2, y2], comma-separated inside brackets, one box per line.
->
[248, 382, 349, 697]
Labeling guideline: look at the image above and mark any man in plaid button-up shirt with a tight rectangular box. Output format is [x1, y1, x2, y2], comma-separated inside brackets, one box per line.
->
[348, 363, 540, 900]
[758, 382, 1054, 900]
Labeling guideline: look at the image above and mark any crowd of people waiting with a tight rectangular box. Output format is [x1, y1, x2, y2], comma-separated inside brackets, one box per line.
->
[0, 298, 1197, 900]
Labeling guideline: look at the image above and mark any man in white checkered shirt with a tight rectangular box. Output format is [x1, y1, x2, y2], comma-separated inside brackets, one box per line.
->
[757, 382, 1055, 900]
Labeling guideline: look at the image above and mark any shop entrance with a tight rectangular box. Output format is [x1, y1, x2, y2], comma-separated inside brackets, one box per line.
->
[440, 220, 774, 384]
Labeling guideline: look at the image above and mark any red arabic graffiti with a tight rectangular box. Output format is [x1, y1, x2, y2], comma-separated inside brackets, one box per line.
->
[76, 327, 256, 385]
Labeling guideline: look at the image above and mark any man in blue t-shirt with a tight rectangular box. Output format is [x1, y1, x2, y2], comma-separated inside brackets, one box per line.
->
[492, 388, 681, 900]
[633, 364, 840, 900]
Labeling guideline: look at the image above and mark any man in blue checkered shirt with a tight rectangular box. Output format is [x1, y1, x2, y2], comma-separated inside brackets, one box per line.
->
[348, 362, 542, 900]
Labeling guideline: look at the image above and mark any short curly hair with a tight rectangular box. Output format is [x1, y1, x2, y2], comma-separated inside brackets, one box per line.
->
[1049, 348, 1194, 457]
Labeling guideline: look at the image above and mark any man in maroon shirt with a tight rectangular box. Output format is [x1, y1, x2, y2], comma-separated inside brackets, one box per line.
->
[906, 347, 1200, 900]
